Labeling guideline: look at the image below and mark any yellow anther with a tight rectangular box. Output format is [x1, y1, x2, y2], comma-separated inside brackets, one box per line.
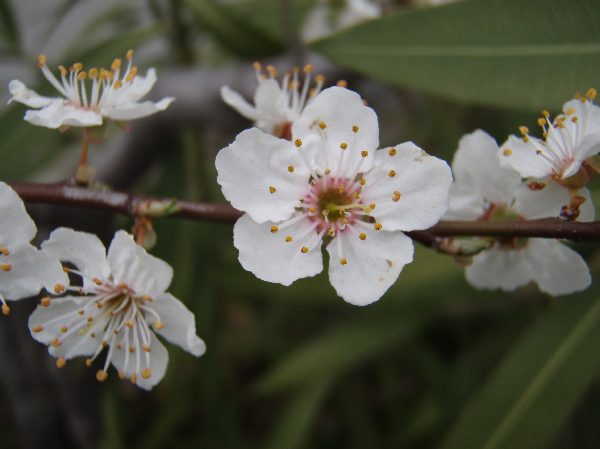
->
[324, 169, 332, 175]
[341, 217, 349, 225]
[101, 340, 108, 348]
[125, 320, 134, 329]
[142, 295, 153, 302]
[51, 338, 62, 348]
[388, 148, 397, 156]
[73, 62, 83, 72]
[269, 185, 277, 194]
[522, 135, 530, 143]
[308, 207, 316, 214]
[340, 143, 348, 150]
[1, 304, 10, 316]
[319, 121, 327, 129]
[0, 246, 8, 256]
[359, 232, 367, 240]
[537, 117, 547, 127]
[85, 358, 93, 367]
[572, 116, 579, 123]
[60, 326, 68, 333]
[253, 61, 262, 72]
[328, 228, 335, 237]
[143, 344, 151, 353]
[0, 263, 12, 272]
[266, 65, 277, 77]
[54, 283, 65, 294]
[301, 246, 309, 253]
[32, 325, 44, 334]
[111, 58, 122, 71]
[118, 371, 126, 380]
[96, 370, 108, 382]
[37, 54, 47, 67]
[337, 185, 345, 193]
[288, 165, 295, 173]
[315, 74, 326, 84]
[352, 125, 359, 133]
[303, 63, 313, 74]
[369, 203, 376, 210]
[126, 49, 134, 60]
[271, 226, 279, 233]
[295, 138, 303, 147]
[285, 235, 293, 242]
[392, 191, 401, 202]
[518, 126, 529, 135]
[56, 357, 66, 369]
[113, 80, 123, 89]
[41, 296, 51, 307]
[565, 107, 576, 115]
[374, 223, 382, 231]
[542, 110, 550, 117]
[97, 302, 104, 309]
[129, 346, 135, 353]
[125, 66, 138, 81]
[130, 374, 137, 384]
[359, 178, 366, 186]
[353, 192, 360, 199]
[340, 258, 348, 265]
[58, 65, 67, 77]
[361, 150, 368, 158]
[93, 277, 103, 285]
[142, 368, 152, 379]
[586, 88, 597, 101]
[336, 80, 348, 87]
[87, 316, 94, 322]
[77, 72, 87, 81]
[388, 170, 396, 177]
[503, 149, 512, 156]
[78, 310, 85, 316]
[154, 320, 165, 330]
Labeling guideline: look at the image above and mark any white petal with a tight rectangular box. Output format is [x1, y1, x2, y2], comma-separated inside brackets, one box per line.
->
[445, 183, 486, 220]
[0, 243, 69, 300]
[8, 80, 57, 108]
[327, 228, 413, 306]
[145, 293, 205, 356]
[497, 135, 554, 179]
[361, 143, 452, 231]
[292, 87, 379, 177]
[42, 228, 110, 289]
[563, 98, 600, 135]
[102, 97, 173, 121]
[107, 231, 173, 297]
[24, 101, 103, 128]
[254, 79, 288, 125]
[514, 182, 595, 221]
[465, 246, 532, 292]
[119, 68, 158, 103]
[574, 187, 595, 222]
[221, 85, 259, 122]
[301, 4, 333, 42]
[524, 239, 591, 296]
[112, 332, 169, 390]
[575, 133, 600, 161]
[338, 0, 381, 28]
[216, 128, 310, 223]
[0, 181, 36, 249]
[233, 214, 323, 286]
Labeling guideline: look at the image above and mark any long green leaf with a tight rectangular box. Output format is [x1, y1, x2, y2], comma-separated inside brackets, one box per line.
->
[313, 0, 600, 111]
[439, 294, 600, 449]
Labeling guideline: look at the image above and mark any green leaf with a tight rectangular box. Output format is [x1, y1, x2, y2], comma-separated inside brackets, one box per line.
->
[438, 293, 600, 449]
[255, 311, 425, 394]
[313, 0, 600, 111]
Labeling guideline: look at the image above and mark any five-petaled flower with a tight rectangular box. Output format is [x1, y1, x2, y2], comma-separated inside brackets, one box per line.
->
[8, 50, 174, 130]
[29, 228, 205, 390]
[0, 181, 68, 315]
[216, 87, 452, 305]
[447, 130, 592, 295]
[221, 62, 326, 139]
[498, 89, 600, 192]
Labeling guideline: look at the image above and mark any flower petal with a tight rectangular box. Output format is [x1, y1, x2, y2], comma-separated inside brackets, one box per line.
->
[445, 183, 486, 220]
[145, 293, 205, 356]
[326, 228, 413, 306]
[216, 128, 310, 223]
[361, 142, 452, 231]
[102, 97, 174, 121]
[497, 135, 554, 179]
[107, 231, 173, 297]
[523, 239, 591, 296]
[292, 87, 379, 177]
[465, 246, 532, 292]
[8, 80, 58, 108]
[24, 101, 103, 128]
[42, 227, 110, 289]
[254, 79, 289, 127]
[1, 243, 69, 300]
[0, 181, 36, 249]
[221, 85, 260, 122]
[119, 68, 159, 103]
[514, 182, 595, 221]
[233, 214, 323, 286]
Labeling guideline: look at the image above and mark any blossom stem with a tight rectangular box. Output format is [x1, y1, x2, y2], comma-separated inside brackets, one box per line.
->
[9, 181, 600, 244]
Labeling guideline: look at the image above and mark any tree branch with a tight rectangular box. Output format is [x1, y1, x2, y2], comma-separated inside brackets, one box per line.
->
[10, 182, 600, 244]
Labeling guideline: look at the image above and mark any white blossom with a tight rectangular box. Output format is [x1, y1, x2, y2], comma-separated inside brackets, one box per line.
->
[221, 63, 325, 139]
[8, 51, 174, 130]
[498, 89, 600, 187]
[0, 181, 68, 315]
[217, 87, 452, 305]
[447, 130, 592, 296]
[29, 228, 205, 390]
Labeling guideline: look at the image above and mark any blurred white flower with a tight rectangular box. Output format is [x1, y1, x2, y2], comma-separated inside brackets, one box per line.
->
[216, 87, 452, 305]
[447, 130, 592, 296]
[8, 50, 174, 129]
[498, 89, 600, 188]
[0, 181, 68, 315]
[221, 63, 326, 139]
[29, 228, 205, 390]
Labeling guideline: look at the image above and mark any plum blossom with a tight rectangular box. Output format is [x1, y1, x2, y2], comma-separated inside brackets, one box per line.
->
[29, 228, 205, 390]
[447, 130, 592, 296]
[498, 89, 600, 190]
[216, 87, 452, 305]
[0, 182, 68, 315]
[221, 63, 327, 140]
[8, 50, 174, 130]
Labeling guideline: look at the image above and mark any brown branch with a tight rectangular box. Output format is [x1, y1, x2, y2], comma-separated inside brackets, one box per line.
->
[10, 182, 600, 244]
